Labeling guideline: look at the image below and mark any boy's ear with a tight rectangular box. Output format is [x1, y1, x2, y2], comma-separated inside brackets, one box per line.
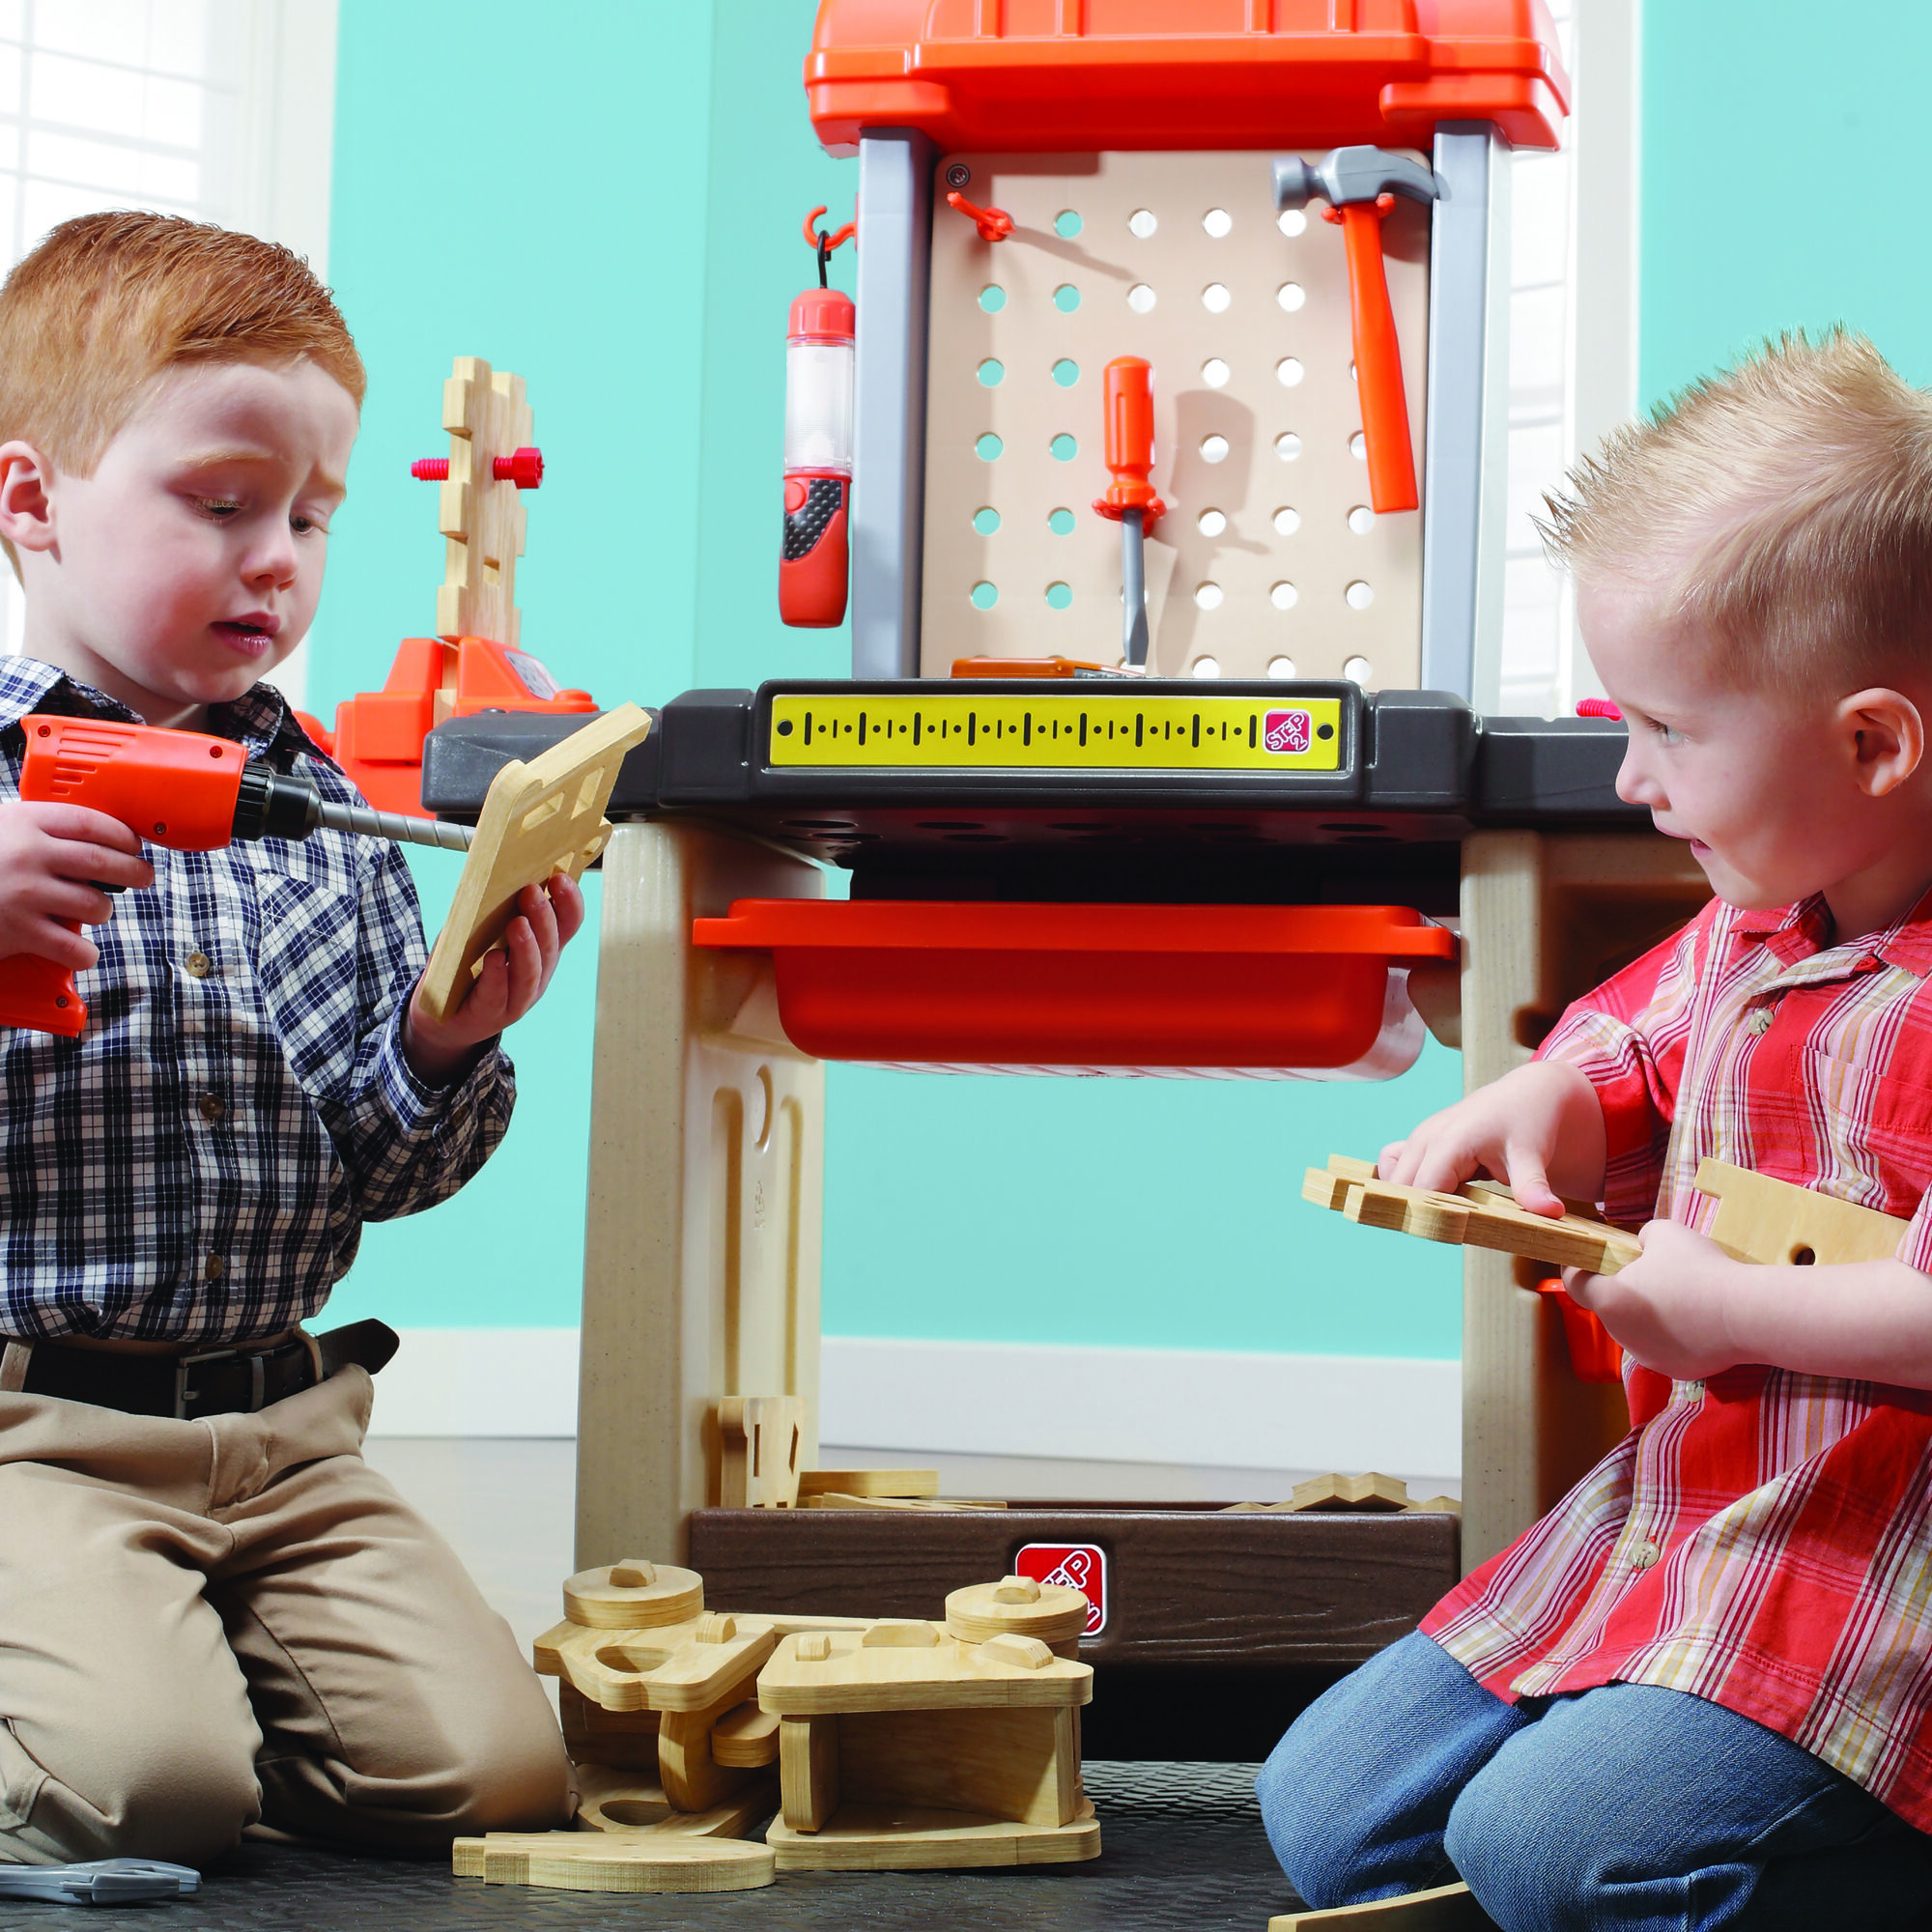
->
[1837, 687, 1924, 798]
[0, 441, 56, 554]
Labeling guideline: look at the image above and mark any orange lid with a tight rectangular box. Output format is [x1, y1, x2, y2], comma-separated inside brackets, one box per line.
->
[789, 287, 856, 343]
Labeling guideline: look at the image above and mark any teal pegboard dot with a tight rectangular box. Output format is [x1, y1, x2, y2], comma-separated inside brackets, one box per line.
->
[1053, 284, 1080, 313]
[1050, 434, 1077, 462]
[1051, 358, 1079, 387]
[978, 358, 1005, 386]
[973, 506, 1001, 535]
[976, 433, 1003, 461]
[979, 284, 1006, 312]
[971, 582, 999, 610]
[1048, 507, 1076, 535]
[1054, 210, 1083, 239]
[1045, 582, 1073, 611]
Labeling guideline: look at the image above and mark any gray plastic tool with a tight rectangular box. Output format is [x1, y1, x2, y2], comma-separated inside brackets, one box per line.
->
[0, 1859, 200, 1905]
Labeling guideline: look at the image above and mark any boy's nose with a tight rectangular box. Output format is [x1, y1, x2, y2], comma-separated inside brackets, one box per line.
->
[1614, 745, 1661, 809]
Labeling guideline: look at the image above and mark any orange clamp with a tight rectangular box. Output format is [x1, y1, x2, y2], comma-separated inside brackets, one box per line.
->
[1091, 355, 1164, 526]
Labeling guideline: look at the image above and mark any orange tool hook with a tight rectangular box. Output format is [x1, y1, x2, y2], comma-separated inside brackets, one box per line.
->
[803, 206, 856, 254]
[945, 190, 1013, 243]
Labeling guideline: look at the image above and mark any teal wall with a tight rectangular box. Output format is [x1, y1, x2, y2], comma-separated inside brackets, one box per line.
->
[1640, 3, 1932, 405]
[312, 0, 1463, 1354]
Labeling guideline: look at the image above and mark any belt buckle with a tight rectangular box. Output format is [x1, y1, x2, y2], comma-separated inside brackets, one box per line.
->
[173, 1344, 260, 1420]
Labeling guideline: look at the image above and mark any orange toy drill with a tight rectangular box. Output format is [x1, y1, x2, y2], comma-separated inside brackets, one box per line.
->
[0, 716, 472, 1037]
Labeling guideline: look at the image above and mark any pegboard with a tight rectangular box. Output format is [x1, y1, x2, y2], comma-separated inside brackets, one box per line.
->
[922, 151, 1428, 686]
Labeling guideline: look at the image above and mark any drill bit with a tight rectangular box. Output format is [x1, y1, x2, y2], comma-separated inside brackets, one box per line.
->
[313, 799, 474, 853]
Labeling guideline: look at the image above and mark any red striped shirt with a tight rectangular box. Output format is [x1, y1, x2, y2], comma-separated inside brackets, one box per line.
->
[1422, 889, 1932, 1826]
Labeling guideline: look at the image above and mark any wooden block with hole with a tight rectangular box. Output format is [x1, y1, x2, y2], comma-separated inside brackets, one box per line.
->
[759, 1619, 1099, 1870]
[451, 1830, 775, 1894]
[572, 1762, 776, 1839]
[416, 703, 652, 1024]
[717, 1395, 807, 1509]
[1693, 1157, 1907, 1266]
[1268, 1881, 1494, 1929]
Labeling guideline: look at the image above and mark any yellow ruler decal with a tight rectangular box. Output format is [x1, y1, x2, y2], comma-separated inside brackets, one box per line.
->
[768, 693, 1343, 773]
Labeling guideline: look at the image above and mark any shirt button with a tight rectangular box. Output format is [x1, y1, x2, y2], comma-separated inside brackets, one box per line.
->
[1632, 1540, 1662, 1570]
[198, 1094, 224, 1123]
[204, 1254, 224, 1282]
[1747, 1007, 1775, 1036]
[185, 951, 212, 978]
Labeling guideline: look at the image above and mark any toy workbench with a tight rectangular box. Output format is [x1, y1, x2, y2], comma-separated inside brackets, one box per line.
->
[422, 3, 1707, 1760]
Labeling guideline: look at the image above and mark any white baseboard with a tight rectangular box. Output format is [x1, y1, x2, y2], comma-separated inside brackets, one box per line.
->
[367, 1329, 1460, 1477]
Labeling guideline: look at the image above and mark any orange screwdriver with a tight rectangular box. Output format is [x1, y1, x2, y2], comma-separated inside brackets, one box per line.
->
[1091, 356, 1166, 667]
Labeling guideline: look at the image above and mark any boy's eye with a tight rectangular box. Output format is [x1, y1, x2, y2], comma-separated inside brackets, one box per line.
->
[197, 498, 242, 520]
[1652, 721, 1683, 747]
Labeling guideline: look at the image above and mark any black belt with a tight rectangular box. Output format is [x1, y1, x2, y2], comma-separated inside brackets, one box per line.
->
[14, 1319, 399, 1420]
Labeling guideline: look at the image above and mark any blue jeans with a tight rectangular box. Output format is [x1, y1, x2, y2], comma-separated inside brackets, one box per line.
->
[1257, 1632, 1932, 1931]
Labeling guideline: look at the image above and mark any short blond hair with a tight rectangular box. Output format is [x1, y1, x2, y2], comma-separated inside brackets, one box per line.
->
[0, 210, 364, 477]
[1540, 329, 1932, 692]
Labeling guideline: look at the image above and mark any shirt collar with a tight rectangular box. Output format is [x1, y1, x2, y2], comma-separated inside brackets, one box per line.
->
[0, 656, 318, 766]
[1729, 886, 1932, 979]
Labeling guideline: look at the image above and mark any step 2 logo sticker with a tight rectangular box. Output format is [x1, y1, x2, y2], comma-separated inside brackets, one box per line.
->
[1264, 708, 1313, 755]
[1014, 1543, 1107, 1635]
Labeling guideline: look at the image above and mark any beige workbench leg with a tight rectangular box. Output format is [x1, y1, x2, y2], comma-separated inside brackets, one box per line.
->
[576, 821, 826, 1570]
[1458, 831, 1707, 1575]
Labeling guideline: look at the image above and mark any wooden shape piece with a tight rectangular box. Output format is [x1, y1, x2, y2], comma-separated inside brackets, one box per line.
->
[454, 1830, 775, 1893]
[946, 1574, 1091, 1647]
[711, 1702, 781, 1768]
[435, 357, 533, 649]
[716, 1395, 808, 1509]
[659, 1662, 770, 1812]
[1268, 1880, 1492, 1928]
[1290, 1472, 1412, 1514]
[758, 1627, 1092, 1717]
[765, 1796, 1101, 1871]
[797, 1467, 940, 1499]
[574, 1762, 778, 1838]
[838, 1703, 1080, 1828]
[800, 1492, 1008, 1511]
[1693, 1157, 1908, 1267]
[417, 703, 653, 1024]
[780, 1714, 840, 1832]
[561, 1558, 702, 1630]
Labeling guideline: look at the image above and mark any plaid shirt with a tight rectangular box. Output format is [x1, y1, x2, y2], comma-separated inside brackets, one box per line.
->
[0, 657, 512, 1346]
[1424, 888, 1932, 1830]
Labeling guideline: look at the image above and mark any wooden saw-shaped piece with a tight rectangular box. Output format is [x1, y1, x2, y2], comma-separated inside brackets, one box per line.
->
[436, 356, 532, 647]
[417, 703, 652, 1023]
[1305, 1153, 1910, 1276]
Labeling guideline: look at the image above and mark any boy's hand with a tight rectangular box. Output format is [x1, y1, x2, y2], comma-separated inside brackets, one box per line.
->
[1378, 1059, 1606, 1219]
[401, 872, 584, 1087]
[1565, 1220, 1743, 1380]
[0, 801, 153, 969]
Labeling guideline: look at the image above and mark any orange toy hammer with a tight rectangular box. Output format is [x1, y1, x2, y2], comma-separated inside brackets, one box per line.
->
[1274, 147, 1438, 515]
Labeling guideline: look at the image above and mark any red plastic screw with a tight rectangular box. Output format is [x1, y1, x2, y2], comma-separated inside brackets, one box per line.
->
[410, 445, 544, 488]
[1575, 697, 1623, 721]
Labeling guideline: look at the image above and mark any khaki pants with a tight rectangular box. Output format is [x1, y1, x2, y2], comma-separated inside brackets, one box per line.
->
[0, 1361, 571, 1865]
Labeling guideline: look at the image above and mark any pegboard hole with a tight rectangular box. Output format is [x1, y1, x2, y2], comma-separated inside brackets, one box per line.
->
[1045, 582, 1073, 610]
[1278, 209, 1307, 238]
[1270, 582, 1298, 611]
[1348, 505, 1375, 534]
[1200, 435, 1230, 464]
[1203, 207, 1233, 238]
[971, 582, 999, 610]
[979, 284, 1007, 313]
[1201, 282, 1232, 313]
[1127, 283, 1155, 313]
[1197, 508, 1228, 537]
[973, 506, 1001, 535]
[1277, 282, 1306, 312]
[1273, 506, 1301, 536]
[976, 433, 1003, 461]
[1346, 581, 1375, 611]
[1275, 433, 1302, 462]
[1128, 208, 1158, 238]
[1350, 433, 1368, 460]
[1195, 582, 1224, 611]
[977, 358, 1005, 386]
[1055, 209, 1083, 238]
[1048, 507, 1076, 534]
[1276, 357, 1304, 387]
[1051, 357, 1080, 387]
[1202, 357, 1230, 388]
[1054, 284, 1082, 313]
[1192, 656, 1223, 678]
[1267, 655, 1297, 678]
[1345, 655, 1373, 683]
[1050, 433, 1078, 461]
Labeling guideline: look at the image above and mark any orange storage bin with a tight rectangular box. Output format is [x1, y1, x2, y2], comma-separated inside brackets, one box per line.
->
[692, 898, 1454, 1073]
[1533, 1277, 1625, 1384]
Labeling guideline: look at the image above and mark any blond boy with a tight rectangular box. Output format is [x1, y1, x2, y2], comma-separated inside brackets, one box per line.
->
[0, 213, 574, 1863]
[1261, 333, 1932, 1925]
